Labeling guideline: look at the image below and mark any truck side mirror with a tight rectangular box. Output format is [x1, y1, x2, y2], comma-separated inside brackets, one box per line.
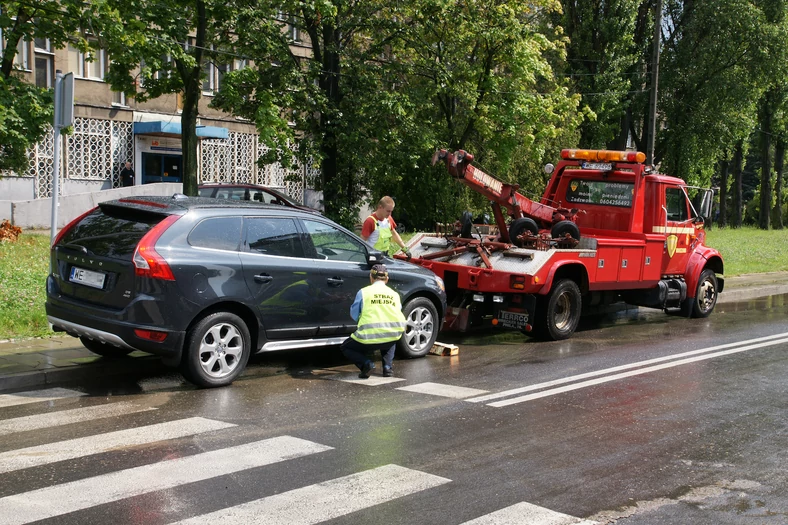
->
[698, 189, 713, 221]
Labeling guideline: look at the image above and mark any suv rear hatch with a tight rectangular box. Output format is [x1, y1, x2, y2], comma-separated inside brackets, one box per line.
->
[52, 199, 180, 310]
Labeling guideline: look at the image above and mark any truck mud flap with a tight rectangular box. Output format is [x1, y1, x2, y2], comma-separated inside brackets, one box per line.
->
[495, 295, 537, 331]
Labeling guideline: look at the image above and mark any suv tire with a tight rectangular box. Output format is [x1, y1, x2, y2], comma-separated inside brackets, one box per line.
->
[181, 312, 251, 388]
[397, 297, 439, 358]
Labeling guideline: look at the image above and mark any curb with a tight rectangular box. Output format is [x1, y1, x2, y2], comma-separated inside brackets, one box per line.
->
[0, 355, 168, 393]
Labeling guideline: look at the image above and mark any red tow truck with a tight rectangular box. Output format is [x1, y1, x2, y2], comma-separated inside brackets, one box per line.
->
[396, 148, 724, 340]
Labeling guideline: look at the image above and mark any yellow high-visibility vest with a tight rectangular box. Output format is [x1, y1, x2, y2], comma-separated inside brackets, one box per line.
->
[351, 282, 406, 344]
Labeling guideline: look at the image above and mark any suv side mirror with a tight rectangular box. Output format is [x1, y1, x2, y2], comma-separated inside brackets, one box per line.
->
[368, 250, 385, 265]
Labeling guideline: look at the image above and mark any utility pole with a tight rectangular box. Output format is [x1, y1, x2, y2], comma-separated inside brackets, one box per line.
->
[646, 0, 662, 166]
[50, 70, 74, 245]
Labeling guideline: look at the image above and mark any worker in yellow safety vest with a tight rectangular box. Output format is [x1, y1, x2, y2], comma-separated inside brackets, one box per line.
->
[361, 196, 411, 257]
[341, 264, 407, 378]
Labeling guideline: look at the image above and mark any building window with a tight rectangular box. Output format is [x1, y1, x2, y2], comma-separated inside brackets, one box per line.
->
[67, 44, 107, 80]
[112, 90, 126, 106]
[202, 60, 215, 94]
[34, 38, 53, 88]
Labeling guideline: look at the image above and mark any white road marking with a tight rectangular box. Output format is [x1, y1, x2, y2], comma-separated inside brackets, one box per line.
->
[0, 388, 86, 408]
[0, 402, 156, 436]
[397, 382, 489, 399]
[489, 337, 788, 407]
[170, 464, 451, 525]
[467, 331, 788, 404]
[0, 417, 235, 473]
[331, 374, 406, 386]
[460, 501, 598, 524]
[0, 436, 333, 525]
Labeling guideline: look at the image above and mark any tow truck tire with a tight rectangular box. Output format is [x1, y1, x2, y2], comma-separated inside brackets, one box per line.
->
[397, 297, 439, 358]
[535, 279, 582, 341]
[80, 337, 134, 358]
[509, 218, 539, 246]
[551, 220, 581, 241]
[680, 269, 719, 318]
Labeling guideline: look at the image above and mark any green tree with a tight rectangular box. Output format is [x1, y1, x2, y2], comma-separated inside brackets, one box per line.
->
[0, 0, 99, 173]
[101, 0, 252, 195]
[553, 0, 643, 150]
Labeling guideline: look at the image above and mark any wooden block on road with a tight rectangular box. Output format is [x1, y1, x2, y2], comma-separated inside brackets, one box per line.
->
[429, 341, 459, 356]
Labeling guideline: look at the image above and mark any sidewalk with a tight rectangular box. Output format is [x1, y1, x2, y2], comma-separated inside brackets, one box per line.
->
[2, 272, 788, 393]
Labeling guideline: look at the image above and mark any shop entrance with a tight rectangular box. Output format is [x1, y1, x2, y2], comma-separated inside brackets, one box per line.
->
[142, 153, 183, 184]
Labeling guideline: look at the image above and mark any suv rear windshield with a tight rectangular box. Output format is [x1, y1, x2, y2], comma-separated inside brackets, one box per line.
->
[58, 207, 164, 259]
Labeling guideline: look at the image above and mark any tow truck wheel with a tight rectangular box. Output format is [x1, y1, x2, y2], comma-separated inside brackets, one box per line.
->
[509, 218, 539, 246]
[551, 220, 581, 241]
[680, 269, 719, 318]
[397, 297, 439, 358]
[535, 279, 582, 341]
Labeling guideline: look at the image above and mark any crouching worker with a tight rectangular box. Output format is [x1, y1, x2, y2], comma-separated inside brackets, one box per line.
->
[342, 264, 407, 378]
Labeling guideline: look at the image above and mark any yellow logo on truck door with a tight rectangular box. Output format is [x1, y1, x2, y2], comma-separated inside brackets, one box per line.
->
[666, 235, 678, 258]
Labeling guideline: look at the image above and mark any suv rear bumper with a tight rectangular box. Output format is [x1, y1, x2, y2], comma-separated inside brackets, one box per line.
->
[46, 304, 185, 364]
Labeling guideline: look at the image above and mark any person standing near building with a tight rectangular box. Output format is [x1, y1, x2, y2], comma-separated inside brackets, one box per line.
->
[120, 161, 135, 187]
[341, 264, 407, 379]
[361, 196, 410, 257]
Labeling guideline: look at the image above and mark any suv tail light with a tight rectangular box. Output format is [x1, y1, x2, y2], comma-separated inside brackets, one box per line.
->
[133, 215, 181, 280]
[52, 207, 98, 247]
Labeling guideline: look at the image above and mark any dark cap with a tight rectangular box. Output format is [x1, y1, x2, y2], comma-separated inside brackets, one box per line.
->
[370, 264, 388, 279]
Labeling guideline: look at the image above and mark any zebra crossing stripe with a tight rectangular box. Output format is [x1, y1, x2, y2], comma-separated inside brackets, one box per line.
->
[0, 402, 156, 437]
[0, 388, 85, 408]
[0, 417, 235, 474]
[459, 502, 598, 525]
[170, 464, 451, 525]
[0, 436, 333, 525]
[397, 382, 489, 399]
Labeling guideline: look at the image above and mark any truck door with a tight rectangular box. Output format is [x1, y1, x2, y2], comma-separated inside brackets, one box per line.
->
[660, 186, 694, 276]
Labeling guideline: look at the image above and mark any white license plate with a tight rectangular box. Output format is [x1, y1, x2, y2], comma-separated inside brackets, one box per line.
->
[581, 161, 613, 171]
[69, 266, 106, 289]
[498, 310, 528, 329]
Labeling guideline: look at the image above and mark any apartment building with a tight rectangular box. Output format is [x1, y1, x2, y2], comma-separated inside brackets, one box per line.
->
[0, 26, 318, 207]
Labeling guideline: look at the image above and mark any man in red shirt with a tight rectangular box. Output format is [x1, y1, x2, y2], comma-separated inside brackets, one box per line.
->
[361, 196, 410, 257]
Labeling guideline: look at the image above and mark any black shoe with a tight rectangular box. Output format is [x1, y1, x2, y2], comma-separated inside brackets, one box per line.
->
[382, 367, 393, 377]
[359, 362, 375, 379]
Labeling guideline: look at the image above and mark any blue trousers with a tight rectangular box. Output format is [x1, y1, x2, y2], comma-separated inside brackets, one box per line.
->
[341, 337, 396, 370]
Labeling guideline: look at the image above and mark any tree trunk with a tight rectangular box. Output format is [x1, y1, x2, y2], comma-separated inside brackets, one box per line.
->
[317, 21, 342, 219]
[733, 141, 743, 228]
[758, 95, 772, 230]
[774, 139, 785, 229]
[180, 0, 206, 197]
[718, 158, 729, 228]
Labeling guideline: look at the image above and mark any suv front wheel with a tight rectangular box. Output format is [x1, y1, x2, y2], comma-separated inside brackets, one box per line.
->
[181, 312, 251, 388]
[397, 297, 439, 358]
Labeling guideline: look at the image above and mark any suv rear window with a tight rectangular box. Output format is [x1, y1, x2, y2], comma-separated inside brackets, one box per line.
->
[189, 217, 242, 251]
[59, 208, 162, 259]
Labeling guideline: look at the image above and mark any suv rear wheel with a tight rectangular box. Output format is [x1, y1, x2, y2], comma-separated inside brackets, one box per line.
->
[80, 337, 133, 358]
[397, 298, 439, 358]
[181, 312, 251, 388]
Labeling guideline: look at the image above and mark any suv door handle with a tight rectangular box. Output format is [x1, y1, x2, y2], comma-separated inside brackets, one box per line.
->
[327, 277, 344, 286]
[254, 274, 273, 284]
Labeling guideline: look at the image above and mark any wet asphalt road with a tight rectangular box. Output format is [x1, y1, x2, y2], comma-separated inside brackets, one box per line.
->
[1, 295, 787, 524]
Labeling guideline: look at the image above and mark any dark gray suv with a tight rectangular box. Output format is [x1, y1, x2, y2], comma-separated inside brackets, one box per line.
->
[46, 195, 446, 388]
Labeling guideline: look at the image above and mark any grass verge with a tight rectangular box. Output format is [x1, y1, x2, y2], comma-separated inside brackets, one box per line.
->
[0, 233, 51, 340]
[1, 226, 786, 341]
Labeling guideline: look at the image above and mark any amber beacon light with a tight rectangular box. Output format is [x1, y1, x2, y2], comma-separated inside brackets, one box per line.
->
[561, 149, 647, 163]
